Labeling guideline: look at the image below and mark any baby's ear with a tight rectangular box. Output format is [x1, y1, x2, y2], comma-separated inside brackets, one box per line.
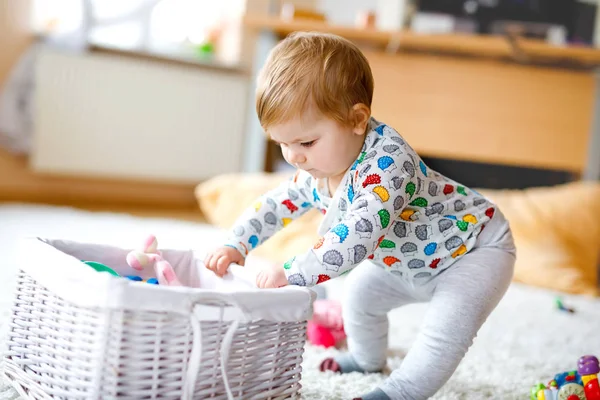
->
[351, 103, 371, 135]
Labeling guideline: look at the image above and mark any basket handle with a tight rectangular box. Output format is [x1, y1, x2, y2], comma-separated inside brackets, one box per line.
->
[182, 304, 240, 400]
[220, 318, 240, 399]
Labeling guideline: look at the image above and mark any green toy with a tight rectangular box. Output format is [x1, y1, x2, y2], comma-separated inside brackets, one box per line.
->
[82, 261, 119, 277]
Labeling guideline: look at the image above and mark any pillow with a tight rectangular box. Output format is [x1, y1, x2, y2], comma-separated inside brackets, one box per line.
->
[196, 174, 599, 296]
[478, 182, 600, 297]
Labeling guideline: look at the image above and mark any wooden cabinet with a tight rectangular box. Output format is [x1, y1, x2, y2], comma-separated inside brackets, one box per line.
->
[245, 15, 600, 178]
[367, 50, 594, 173]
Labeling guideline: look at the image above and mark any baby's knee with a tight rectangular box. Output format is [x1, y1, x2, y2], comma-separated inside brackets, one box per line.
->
[422, 322, 476, 359]
[342, 285, 370, 317]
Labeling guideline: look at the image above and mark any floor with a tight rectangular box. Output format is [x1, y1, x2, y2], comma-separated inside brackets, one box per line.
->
[0, 203, 599, 400]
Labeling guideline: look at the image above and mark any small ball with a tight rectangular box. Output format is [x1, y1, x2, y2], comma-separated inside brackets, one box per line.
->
[125, 275, 143, 281]
[146, 278, 159, 285]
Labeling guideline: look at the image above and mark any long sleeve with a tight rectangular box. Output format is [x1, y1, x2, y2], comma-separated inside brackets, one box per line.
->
[225, 170, 317, 258]
[283, 151, 414, 286]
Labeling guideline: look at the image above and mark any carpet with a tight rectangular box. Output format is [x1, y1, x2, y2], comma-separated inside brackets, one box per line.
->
[0, 204, 599, 399]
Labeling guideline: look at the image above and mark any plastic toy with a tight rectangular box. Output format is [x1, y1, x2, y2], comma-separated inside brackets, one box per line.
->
[556, 297, 576, 314]
[579, 356, 600, 400]
[83, 261, 158, 285]
[531, 382, 558, 400]
[126, 235, 183, 286]
[83, 261, 119, 277]
[125, 275, 159, 285]
[531, 355, 599, 400]
[554, 370, 583, 387]
[306, 299, 346, 348]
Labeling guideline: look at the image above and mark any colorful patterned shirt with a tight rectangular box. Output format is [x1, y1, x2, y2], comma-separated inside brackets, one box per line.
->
[225, 117, 496, 286]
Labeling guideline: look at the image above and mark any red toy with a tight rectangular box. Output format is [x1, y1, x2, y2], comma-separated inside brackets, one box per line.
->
[307, 299, 346, 348]
[579, 355, 600, 400]
[531, 355, 600, 400]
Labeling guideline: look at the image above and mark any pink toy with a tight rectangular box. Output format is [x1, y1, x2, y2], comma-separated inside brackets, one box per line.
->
[126, 235, 183, 286]
[307, 299, 346, 348]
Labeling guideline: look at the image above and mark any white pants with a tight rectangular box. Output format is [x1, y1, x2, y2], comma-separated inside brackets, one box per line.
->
[343, 210, 516, 400]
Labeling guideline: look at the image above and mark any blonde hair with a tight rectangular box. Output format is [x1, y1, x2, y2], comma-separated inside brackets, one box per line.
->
[256, 32, 374, 129]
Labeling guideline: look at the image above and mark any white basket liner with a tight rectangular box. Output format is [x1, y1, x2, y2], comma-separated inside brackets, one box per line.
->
[17, 238, 314, 322]
[4, 237, 314, 399]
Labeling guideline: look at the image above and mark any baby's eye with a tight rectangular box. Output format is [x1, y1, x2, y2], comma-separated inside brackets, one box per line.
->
[301, 140, 315, 148]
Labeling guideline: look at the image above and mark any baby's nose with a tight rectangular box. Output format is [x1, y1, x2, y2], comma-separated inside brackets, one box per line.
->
[289, 150, 307, 164]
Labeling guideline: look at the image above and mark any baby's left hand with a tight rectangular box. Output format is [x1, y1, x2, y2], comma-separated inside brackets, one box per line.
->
[256, 263, 288, 289]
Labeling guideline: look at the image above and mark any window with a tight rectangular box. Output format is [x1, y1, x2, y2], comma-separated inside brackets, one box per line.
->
[32, 0, 245, 51]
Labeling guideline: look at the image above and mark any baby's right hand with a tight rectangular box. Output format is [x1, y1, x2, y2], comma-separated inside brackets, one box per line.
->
[204, 246, 245, 277]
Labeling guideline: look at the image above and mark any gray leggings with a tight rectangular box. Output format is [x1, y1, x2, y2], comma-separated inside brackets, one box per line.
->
[343, 210, 516, 400]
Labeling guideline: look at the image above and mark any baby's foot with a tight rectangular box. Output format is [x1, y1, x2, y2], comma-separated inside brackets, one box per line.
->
[320, 354, 390, 399]
[319, 353, 380, 374]
[352, 388, 391, 400]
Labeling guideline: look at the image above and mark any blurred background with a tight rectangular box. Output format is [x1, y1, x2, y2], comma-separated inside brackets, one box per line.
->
[1, 0, 600, 219]
[2, 6, 600, 400]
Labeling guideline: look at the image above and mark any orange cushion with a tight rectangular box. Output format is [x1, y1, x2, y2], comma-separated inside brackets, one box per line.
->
[196, 174, 600, 296]
[479, 182, 600, 296]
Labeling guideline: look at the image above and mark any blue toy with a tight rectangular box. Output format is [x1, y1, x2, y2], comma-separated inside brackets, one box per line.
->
[531, 355, 600, 399]
[125, 275, 159, 285]
[83, 262, 159, 285]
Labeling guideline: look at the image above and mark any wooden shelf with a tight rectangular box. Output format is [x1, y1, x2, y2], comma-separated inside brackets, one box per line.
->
[0, 148, 199, 209]
[243, 13, 598, 174]
[244, 14, 600, 67]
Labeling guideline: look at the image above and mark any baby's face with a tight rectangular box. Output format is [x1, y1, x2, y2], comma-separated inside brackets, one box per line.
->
[268, 112, 365, 180]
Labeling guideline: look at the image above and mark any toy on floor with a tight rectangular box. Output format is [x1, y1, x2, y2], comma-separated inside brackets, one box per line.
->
[307, 299, 346, 348]
[555, 297, 576, 314]
[530, 355, 600, 400]
[580, 356, 600, 400]
[126, 235, 183, 286]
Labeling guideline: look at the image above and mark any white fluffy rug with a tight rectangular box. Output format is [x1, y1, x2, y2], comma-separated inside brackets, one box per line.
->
[1, 203, 599, 400]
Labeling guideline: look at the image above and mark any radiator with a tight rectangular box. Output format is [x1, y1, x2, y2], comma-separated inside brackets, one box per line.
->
[31, 47, 249, 183]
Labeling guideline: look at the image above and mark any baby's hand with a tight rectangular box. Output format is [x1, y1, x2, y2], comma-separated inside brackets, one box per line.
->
[204, 246, 245, 277]
[256, 263, 288, 289]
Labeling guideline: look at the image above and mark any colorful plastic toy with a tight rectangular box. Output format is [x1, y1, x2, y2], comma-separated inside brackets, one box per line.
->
[531, 382, 558, 400]
[83, 261, 119, 277]
[125, 275, 159, 285]
[531, 355, 599, 400]
[83, 261, 159, 285]
[126, 235, 183, 286]
[555, 370, 583, 387]
[306, 299, 346, 348]
[555, 297, 576, 314]
[579, 356, 600, 400]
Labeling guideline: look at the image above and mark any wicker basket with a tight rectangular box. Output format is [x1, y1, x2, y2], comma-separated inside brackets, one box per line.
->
[1, 238, 314, 399]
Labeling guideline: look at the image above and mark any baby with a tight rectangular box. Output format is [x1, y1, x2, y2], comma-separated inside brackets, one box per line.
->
[205, 32, 516, 400]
